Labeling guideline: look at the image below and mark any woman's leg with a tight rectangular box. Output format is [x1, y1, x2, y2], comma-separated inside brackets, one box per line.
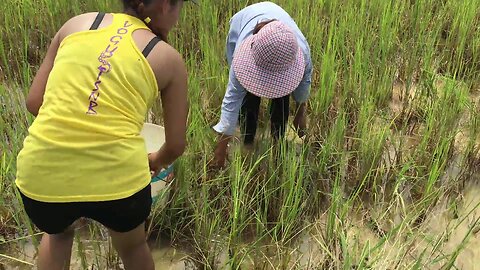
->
[17, 190, 77, 270]
[270, 95, 290, 140]
[37, 227, 75, 270]
[240, 92, 261, 145]
[109, 223, 154, 270]
[89, 185, 154, 270]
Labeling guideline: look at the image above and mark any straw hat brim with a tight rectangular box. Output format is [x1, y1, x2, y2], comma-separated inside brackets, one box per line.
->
[232, 35, 306, 99]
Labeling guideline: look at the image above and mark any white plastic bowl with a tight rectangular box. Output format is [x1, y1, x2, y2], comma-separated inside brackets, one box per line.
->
[140, 123, 174, 204]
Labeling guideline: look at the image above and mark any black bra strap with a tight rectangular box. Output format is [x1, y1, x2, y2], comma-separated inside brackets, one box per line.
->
[142, 36, 162, 57]
[89, 12, 106, 30]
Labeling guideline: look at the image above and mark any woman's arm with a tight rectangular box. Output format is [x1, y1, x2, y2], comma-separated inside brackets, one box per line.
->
[292, 58, 312, 137]
[148, 46, 188, 175]
[211, 70, 246, 168]
[26, 31, 61, 116]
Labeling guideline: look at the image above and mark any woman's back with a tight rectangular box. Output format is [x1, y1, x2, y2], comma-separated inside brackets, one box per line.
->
[39, 13, 157, 138]
[16, 13, 168, 203]
[15, 1, 189, 268]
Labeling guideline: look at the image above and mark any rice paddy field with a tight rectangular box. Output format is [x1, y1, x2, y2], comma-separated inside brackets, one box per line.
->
[1, 0, 480, 269]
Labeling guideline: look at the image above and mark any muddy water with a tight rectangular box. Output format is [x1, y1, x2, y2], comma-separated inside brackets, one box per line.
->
[347, 184, 480, 269]
[2, 190, 480, 269]
[0, 229, 194, 270]
[420, 184, 480, 269]
[2, 162, 480, 269]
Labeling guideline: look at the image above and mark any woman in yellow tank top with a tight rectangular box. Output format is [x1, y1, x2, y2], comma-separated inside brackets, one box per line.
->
[15, 0, 193, 269]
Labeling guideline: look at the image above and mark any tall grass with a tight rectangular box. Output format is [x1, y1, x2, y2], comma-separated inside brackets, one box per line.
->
[1, 0, 480, 269]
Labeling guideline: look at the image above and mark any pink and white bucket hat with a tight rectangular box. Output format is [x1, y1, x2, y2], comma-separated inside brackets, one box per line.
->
[232, 21, 305, 99]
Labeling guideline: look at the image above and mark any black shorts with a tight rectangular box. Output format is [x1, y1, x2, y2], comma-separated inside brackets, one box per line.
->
[19, 185, 152, 234]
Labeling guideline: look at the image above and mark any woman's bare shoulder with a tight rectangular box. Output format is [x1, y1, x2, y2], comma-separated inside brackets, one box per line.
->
[148, 41, 187, 90]
[58, 12, 113, 40]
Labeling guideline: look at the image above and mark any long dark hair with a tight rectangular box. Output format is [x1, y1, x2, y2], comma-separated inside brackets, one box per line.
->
[253, 19, 277, 34]
[122, 0, 152, 10]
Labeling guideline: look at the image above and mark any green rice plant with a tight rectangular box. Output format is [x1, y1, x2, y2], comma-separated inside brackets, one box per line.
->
[271, 142, 309, 243]
[1, 0, 480, 268]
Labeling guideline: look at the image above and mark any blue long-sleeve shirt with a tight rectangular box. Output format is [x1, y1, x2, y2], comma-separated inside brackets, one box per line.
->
[213, 1, 313, 136]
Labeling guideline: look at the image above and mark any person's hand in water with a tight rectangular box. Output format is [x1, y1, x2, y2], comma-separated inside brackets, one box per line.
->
[209, 134, 232, 170]
[293, 103, 307, 138]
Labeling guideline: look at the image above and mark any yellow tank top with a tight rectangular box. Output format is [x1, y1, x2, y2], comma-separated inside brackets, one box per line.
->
[15, 13, 159, 202]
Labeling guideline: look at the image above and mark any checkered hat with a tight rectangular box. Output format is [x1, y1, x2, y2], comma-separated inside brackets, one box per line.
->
[232, 21, 305, 99]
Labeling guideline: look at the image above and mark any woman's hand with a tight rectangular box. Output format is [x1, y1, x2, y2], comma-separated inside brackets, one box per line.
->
[209, 134, 232, 169]
[293, 103, 307, 138]
[148, 151, 167, 178]
[212, 144, 228, 169]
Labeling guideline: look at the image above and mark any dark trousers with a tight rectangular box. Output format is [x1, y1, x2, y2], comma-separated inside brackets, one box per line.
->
[239, 92, 290, 144]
